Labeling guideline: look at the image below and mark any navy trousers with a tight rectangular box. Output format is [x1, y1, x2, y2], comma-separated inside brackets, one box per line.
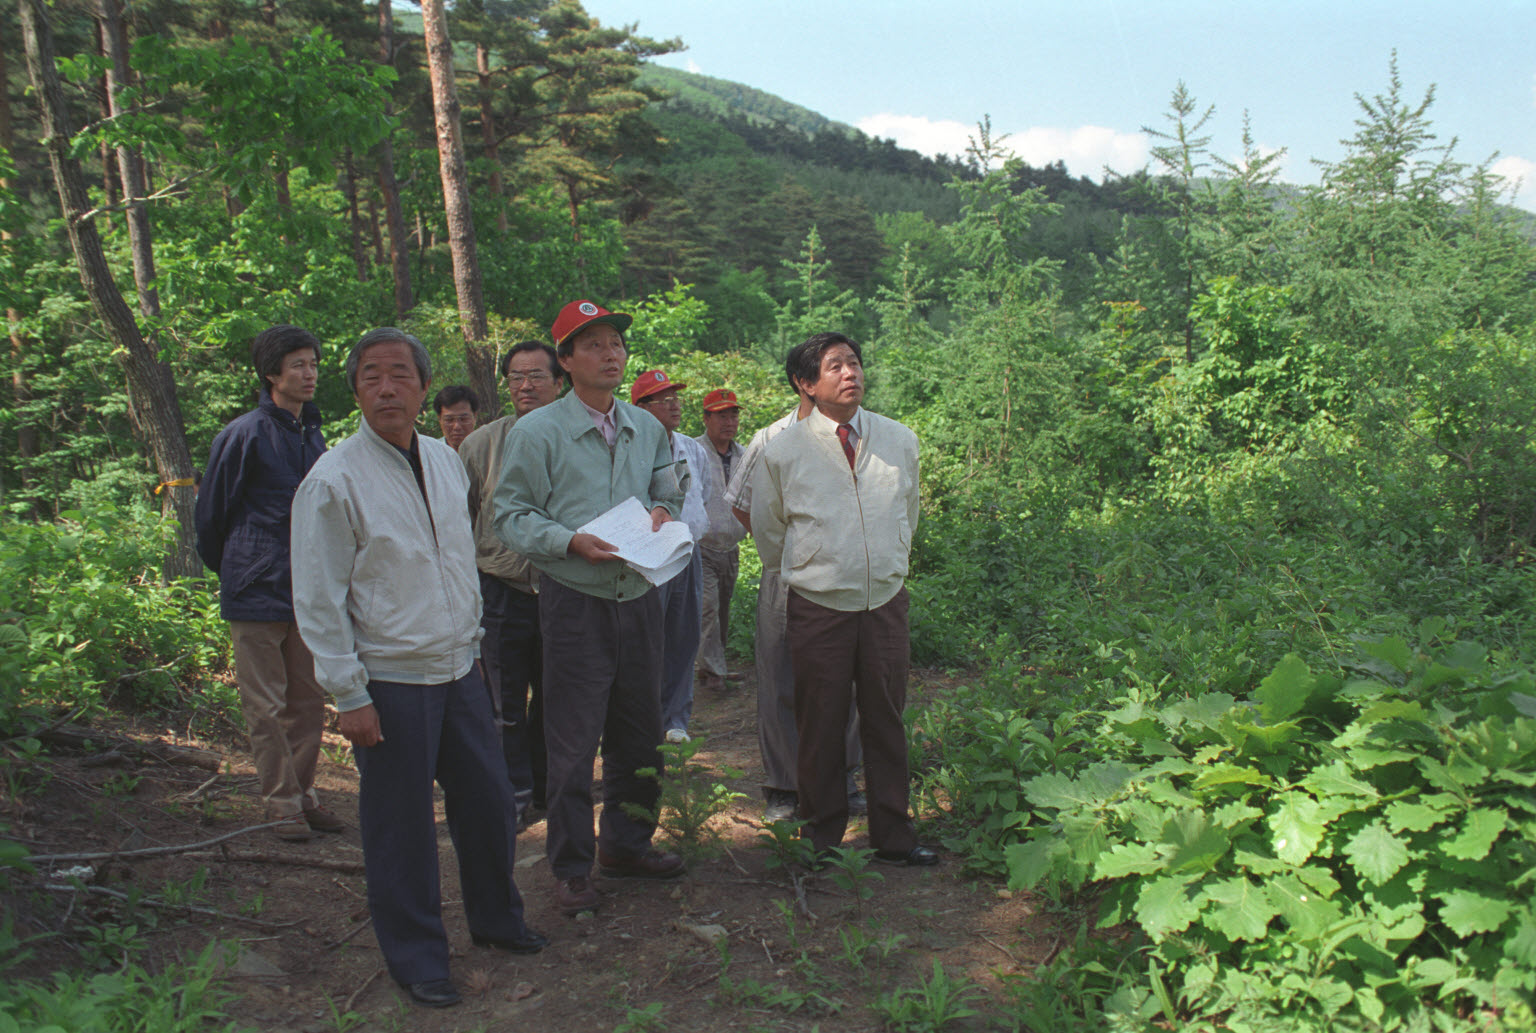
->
[356, 672, 531, 986]
[656, 548, 703, 734]
[479, 573, 546, 812]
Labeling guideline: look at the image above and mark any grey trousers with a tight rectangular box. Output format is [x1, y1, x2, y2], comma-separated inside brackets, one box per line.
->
[697, 545, 738, 679]
[755, 567, 861, 793]
[539, 576, 665, 878]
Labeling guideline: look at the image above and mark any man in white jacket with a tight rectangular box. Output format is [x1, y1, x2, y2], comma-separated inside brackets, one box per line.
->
[292, 328, 545, 1010]
[751, 332, 936, 867]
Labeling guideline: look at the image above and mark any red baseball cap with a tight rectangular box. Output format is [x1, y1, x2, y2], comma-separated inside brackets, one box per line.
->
[551, 299, 633, 349]
[702, 389, 740, 412]
[630, 369, 686, 404]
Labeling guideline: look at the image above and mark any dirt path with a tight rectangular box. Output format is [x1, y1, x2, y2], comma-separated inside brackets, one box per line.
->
[7, 668, 1059, 1032]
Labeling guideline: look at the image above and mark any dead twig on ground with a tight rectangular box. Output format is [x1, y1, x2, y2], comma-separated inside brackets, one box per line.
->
[343, 966, 385, 1013]
[980, 933, 1019, 965]
[186, 849, 366, 874]
[326, 916, 373, 951]
[29, 821, 285, 863]
[42, 882, 298, 930]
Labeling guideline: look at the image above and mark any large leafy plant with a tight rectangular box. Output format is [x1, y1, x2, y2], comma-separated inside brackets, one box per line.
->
[1006, 637, 1536, 1030]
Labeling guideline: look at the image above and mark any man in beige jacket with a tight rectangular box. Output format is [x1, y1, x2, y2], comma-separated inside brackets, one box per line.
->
[750, 332, 935, 866]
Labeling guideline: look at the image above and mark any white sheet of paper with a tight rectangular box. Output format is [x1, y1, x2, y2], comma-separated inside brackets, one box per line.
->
[576, 496, 694, 586]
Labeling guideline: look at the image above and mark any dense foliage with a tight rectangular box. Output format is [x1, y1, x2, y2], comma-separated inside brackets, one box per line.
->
[2, 2, 1536, 1023]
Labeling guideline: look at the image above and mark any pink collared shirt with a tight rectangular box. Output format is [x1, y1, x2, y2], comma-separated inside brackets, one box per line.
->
[576, 394, 618, 448]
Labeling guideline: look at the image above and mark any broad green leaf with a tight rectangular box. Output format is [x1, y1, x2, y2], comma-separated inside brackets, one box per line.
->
[1436, 889, 1514, 936]
[1343, 821, 1410, 885]
[1268, 873, 1343, 940]
[1301, 760, 1379, 801]
[1269, 793, 1326, 864]
[1025, 762, 1134, 810]
[1162, 810, 1231, 874]
[1354, 985, 1385, 1025]
[1003, 839, 1063, 891]
[1227, 718, 1302, 752]
[1346, 745, 1419, 769]
[1386, 797, 1455, 833]
[1294, 865, 1342, 897]
[1232, 849, 1287, 874]
[1134, 874, 1200, 941]
[1358, 700, 1428, 724]
[1510, 692, 1536, 720]
[1361, 636, 1413, 673]
[1406, 957, 1457, 989]
[1442, 808, 1508, 861]
[1192, 763, 1273, 791]
[1419, 755, 1490, 793]
[1094, 842, 1166, 880]
[1211, 801, 1262, 828]
[1254, 653, 1316, 722]
[1200, 876, 1279, 941]
[1502, 908, 1536, 966]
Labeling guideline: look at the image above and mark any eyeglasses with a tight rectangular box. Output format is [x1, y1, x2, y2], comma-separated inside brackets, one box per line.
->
[506, 371, 554, 385]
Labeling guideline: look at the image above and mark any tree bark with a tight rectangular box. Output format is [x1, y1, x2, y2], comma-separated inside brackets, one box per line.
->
[0, 40, 44, 516]
[476, 42, 508, 235]
[342, 148, 369, 282]
[99, 0, 160, 321]
[21, 0, 200, 580]
[419, 0, 499, 417]
[376, 0, 414, 319]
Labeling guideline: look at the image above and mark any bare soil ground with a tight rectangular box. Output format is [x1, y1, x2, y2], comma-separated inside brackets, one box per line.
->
[5, 668, 1062, 1032]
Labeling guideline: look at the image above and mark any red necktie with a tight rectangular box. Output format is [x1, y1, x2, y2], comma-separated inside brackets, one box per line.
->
[837, 424, 856, 469]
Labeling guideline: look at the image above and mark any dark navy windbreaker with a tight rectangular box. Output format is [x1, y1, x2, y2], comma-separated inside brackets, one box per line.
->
[194, 393, 326, 622]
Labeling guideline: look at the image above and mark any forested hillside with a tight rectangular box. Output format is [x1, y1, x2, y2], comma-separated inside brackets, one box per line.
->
[5, 0, 1536, 1029]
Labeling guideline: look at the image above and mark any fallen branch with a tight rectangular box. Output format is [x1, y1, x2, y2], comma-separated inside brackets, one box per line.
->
[980, 933, 1019, 965]
[42, 882, 297, 930]
[185, 850, 366, 874]
[37, 724, 221, 772]
[327, 917, 374, 951]
[344, 966, 385, 1013]
[29, 821, 284, 863]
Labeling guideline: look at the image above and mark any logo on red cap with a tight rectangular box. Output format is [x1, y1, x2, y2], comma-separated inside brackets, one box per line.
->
[579, 302, 598, 316]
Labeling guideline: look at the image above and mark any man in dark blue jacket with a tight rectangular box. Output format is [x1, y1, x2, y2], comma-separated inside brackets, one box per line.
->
[196, 325, 341, 842]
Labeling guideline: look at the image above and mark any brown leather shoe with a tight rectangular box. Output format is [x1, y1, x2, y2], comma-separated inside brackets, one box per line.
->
[597, 848, 686, 880]
[554, 875, 599, 915]
[272, 815, 314, 842]
[303, 804, 346, 833]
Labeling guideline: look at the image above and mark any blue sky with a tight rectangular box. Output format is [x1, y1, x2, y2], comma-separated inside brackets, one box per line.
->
[584, 0, 1536, 210]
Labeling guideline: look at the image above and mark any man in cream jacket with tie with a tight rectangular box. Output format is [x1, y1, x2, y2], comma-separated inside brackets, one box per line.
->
[750, 332, 936, 867]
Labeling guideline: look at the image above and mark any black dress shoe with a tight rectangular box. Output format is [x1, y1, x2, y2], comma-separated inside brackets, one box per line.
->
[471, 929, 549, 954]
[403, 979, 460, 1008]
[874, 845, 940, 866]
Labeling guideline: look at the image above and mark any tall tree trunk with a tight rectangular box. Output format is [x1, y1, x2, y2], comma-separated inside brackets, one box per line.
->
[342, 148, 369, 282]
[92, 21, 118, 232]
[0, 40, 44, 517]
[21, 0, 200, 579]
[367, 190, 384, 266]
[476, 42, 507, 235]
[99, 0, 159, 320]
[260, 0, 291, 218]
[420, 0, 498, 416]
[376, 0, 413, 319]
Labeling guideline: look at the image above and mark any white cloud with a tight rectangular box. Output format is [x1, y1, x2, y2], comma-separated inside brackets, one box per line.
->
[686, 59, 702, 74]
[1491, 155, 1536, 210]
[855, 113, 1147, 178]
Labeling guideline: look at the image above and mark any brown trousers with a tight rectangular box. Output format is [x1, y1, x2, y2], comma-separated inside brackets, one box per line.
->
[230, 621, 327, 819]
[787, 588, 916, 854]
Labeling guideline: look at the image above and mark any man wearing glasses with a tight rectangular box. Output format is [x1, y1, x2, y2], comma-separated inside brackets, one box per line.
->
[458, 342, 565, 827]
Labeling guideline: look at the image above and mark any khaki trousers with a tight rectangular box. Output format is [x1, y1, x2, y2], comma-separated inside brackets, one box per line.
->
[230, 621, 326, 819]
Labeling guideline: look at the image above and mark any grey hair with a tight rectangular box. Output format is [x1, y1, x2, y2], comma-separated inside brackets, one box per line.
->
[345, 328, 432, 392]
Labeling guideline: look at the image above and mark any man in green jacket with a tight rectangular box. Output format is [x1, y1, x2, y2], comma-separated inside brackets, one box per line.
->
[493, 300, 687, 916]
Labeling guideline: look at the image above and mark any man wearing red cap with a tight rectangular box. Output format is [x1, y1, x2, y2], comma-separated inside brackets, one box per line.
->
[493, 301, 687, 916]
[630, 370, 712, 743]
[694, 390, 746, 695]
